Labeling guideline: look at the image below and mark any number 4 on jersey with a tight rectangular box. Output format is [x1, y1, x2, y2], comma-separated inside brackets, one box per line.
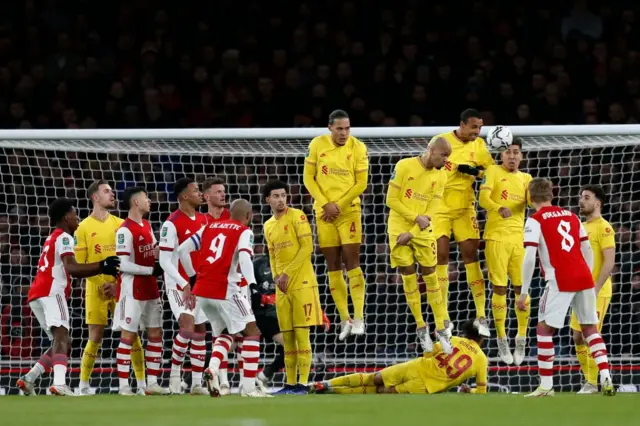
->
[206, 234, 227, 264]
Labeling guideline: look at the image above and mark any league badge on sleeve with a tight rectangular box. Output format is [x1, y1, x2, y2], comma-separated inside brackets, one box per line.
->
[161, 226, 168, 238]
[118, 233, 125, 244]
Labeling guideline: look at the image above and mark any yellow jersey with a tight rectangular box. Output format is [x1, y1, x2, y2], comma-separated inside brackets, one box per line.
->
[479, 165, 532, 245]
[74, 213, 123, 295]
[584, 217, 615, 298]
[264, 207, 317, 292]
[430, 131, 494, 211]
[386, 157, 447, 237]
[303, 134, 369, 212]
[420, 336, 488, 394]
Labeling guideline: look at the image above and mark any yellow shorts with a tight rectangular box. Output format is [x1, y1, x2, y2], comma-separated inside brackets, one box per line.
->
[570, 296, 611, 332]
[315, 207, 362, 248]
[276, 285, 322, 332]
[485, 240, 524, 287]
[85, 292, 116, 325]
[432, 208, 479, 242]
[380, 359, 428, 394]
[389, 235, 437, 268]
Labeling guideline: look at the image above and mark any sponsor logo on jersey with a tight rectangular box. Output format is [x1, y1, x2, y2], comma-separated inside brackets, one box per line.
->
[501, 190, 509, 200]
[321, 165, 328, 175]
[444, 161, 453, 171]
[94, 244, 102, 254]
[405, 189, 413, 199]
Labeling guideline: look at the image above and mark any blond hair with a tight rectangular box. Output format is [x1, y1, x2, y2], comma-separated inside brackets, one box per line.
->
[528, 178, 554, 203]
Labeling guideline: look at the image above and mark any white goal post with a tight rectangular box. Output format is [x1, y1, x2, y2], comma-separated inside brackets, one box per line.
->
[1, 124, 639, 395]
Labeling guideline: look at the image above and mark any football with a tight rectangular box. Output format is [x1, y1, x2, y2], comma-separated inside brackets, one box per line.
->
[486, 126, 514, 150]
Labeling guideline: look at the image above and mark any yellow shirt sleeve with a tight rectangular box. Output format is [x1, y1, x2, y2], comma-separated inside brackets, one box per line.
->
[386, 160, 418, 223]
[599, 222, 616, 250]
[264, 223, 278, 278]
[283, 213, 314, 276]
[470, 353, 488, 394]
[303, 138, 329, 206]
[336, 141, 369, 210]
[479, 166, 501, 212]
[74, 223, 88, 264]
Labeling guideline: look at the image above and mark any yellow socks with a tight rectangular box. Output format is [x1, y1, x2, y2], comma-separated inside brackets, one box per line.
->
[435, 264, 450, 322]
[80, 340, 100, 382]
[424, 272, 446, 330]
[283, 331, 298, 386]
[131, 335, 146, 382]
[332, 386, 378, 394]
[328, 270, 350, 321]
[515, 294, 530, 337]
[294, 327, 312, 384]
[575, 344, 597, 385]
[401, 273, 425, 329]
[492, 293, 508, 338]
[329, 373, 375, 388]
[347, 267, 365, 320]
[466, 262, 486, 318]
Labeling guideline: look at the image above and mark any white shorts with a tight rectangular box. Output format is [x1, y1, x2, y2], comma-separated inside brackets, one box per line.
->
[113, 295, 163, 333]
[29, 294, 70, 340]
[539, 280, 598, 329]
[195, 293, 255, 336]
[167, 287, 207, 325]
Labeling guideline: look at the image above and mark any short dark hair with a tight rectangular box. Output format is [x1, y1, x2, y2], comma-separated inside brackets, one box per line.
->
[581, 184, 607, 205]
[328, 109, 349, 124]
[511, 136, 523, 149]
[49, 198, 74, 224]
[460, 108, 481, 123]
[202, 176, 225, 193]
[87, 179, 108, 202]
[121, 186, 146, 210]
[460, 319, 482, 342]
[174, 177, 195, 197]
[262, 179, 288, 200]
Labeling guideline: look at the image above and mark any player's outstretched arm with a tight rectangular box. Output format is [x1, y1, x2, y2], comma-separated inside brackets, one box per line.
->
[116, 227, 154, 276]
[469, 355, 488, 394]
[518, 217, 540, 306]
[336, 144, 369, 211]
[478, 167, 501, 212]
[176, 226, 204, 278]
[159, 222, 189, 288]
[303, 140, 329, 206]
[59, 231, 119, 278]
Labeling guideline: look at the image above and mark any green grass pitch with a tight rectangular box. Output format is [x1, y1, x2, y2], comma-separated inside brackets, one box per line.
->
[0, 393, 635, 426]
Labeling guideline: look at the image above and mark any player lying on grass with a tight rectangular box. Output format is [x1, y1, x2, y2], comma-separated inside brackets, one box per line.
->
[517, 178, 615, 397]
[311, 319, 487, 395]
[478, 137, 532, 365]
[386, 137, 452, 353]
[18, 198, 120, 396]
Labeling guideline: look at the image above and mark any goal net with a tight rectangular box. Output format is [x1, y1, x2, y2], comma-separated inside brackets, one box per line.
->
[1, 125, 639, 395]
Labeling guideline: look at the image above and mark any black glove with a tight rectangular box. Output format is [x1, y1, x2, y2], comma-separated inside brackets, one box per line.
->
[457, 164, 481, 177]
[153, 262, 164, 277]
[189, 275, 197, 287]
[99, 256, 120, 276]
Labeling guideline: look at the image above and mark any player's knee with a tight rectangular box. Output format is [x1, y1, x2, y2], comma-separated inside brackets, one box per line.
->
[373, 372, 385, 386]
[243, 322, 261, 338]
[420, 266, 435, 276]
[398, 265, 416, 275]
[580, 324, 597, 337]
[536, 322, 554, 335]
[322, 247, 342, 271]
[146, 327, 163, 340]
[572, 330, 585, 345]
[178, 314, 195, 332]
[88, 324, 105, 343]
[436, 238, 449, 264]
[492, 285, 507, 296]
[460, 242, 479, 263]
[194, 322, 207, 334]
[342, 246, 361, 271]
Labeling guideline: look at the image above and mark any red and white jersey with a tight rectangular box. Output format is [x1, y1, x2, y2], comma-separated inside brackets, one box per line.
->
[524, 206, 593, 292]
[207, 208, 248, 288]
[28, 228, 75, 302]
[159, 209, 208, 290]
[190, 219, 254, 300]
[116, 218, 159, 300]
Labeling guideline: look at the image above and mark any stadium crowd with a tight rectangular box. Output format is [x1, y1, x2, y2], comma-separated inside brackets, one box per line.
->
[1, 0, 640, 366]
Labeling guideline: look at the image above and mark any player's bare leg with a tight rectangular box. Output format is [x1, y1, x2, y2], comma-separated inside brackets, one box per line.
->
[189, 322, 208, 395]
[436, 237, 453, 337]
[169, 313, 195, 394]
[492, 284, 513, 364]
[79, 324, 105, 395]
[143, 327, 170, 395]
[323, 246, 353, 339]
[420, 265, 452, 353]
[49, 326, 74, 396]
[572, 330, 598, 394]
[459, 239, 489, 336]
[239, 322, 272, 397]
[512, 286, 529, 366]
[342, 242, 366, 335]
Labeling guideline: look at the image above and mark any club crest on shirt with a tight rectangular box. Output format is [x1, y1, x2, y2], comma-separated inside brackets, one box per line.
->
[118, 233, 125, 244]
[161, 226, 168, 237]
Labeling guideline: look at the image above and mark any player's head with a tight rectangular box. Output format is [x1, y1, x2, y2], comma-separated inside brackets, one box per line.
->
[174, 177, 202, 209]
[458, 109, 483, 141]
[328, 109, 350, 146]
[122, 186, 151, 215]
[579, 184, 606, 217]
[263, 179, 288, 213]
[229, 199, 253, 226]
[49, 198, 80, 233]
[87, 179, 115, 209]
[426, 137, 452, 169]
[202, 176, 226, 208]
[528, 178, 554, 209]
[501, 136, 523, 172]
[461, 319, 488, 345]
